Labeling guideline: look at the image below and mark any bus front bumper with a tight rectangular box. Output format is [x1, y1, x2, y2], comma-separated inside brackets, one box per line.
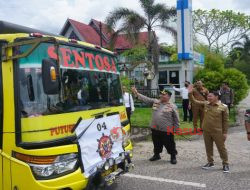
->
[11, 141, 133, 190]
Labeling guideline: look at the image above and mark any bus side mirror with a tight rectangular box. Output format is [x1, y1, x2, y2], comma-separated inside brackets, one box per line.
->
[42, 58, 60, 95]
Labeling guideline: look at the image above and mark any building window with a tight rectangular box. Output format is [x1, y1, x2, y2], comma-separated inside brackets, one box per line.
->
[159, 55, 169, 62]
[159, 71, 168, 84]
[169, 71, 179, 85]
[160, 55, 165, 61]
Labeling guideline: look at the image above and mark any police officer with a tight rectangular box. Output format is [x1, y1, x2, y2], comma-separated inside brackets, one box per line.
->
[219, 82, 234, 113]
[188, 85, 229, 173]
[131, 87, 180, 164]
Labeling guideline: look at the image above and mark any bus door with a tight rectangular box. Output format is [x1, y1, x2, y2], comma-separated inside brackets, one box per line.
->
[0, 150, 2, 190]
[0, 41, 4, 190]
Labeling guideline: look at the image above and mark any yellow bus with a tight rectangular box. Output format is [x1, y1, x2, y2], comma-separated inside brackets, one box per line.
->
[0, 21, 133, 190]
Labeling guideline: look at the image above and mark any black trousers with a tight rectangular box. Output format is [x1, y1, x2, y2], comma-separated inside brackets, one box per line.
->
[151, 129, 177, 156]
[183, 99, 193, 122]
[126, 107, 132, 123]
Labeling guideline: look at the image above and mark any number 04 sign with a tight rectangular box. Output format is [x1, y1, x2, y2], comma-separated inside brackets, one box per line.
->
[75, 115, 124, 177]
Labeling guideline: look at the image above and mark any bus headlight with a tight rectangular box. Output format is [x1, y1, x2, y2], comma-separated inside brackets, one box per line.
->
[14, 152, 78, 179]
[104, 162, 110, 171]
[31, 159, 78, 178]
[108, 158, 115, 166]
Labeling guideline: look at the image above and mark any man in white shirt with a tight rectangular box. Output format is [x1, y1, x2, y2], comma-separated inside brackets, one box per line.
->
[172, 82, 192, 122]
[122, 86, 135, 123]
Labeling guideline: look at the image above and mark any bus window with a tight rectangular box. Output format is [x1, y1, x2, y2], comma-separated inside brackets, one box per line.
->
[17, 43, 122, 118]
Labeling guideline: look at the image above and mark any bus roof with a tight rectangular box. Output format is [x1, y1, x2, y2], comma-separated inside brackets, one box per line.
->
[0, 20, 114, 55]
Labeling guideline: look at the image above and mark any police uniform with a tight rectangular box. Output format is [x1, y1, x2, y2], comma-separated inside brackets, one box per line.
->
[191, 87, 209, 129]
[189, 93, 229, 166]
[136, 90, 179, 163]
[220, 88, 234, 112]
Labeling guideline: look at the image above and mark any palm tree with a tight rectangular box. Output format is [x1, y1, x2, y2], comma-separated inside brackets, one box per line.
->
[105, 0, 176, 88]
[231, 34, 250, 62]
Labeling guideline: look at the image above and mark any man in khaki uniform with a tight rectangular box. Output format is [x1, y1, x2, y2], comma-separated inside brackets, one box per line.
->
[191, 81, 209, 129]
[131, 87, 179, 164]
[245, 109, 250, 141]
[188, 86, 229, 173]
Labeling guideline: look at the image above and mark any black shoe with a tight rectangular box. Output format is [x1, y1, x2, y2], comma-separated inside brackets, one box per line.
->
[149, 154, 161, 161]
[223, 165, 230, 173]
[202, 163, 214, 170]
[170, 154, 177, 164]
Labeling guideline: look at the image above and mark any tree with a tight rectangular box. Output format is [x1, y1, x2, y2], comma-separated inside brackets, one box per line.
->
[160, 43, 177, 55]
[231, 34, 250, 61]
[195, 44, 225, 72]
[193, 9, 250, 53]
[226, 35, 250, 83]
[121, 45, 148, 71]
[160, 43, 178, 61]
[105, 0, 176, 88]
[195, 68, 248, 104]
[194, 46, 248, 104]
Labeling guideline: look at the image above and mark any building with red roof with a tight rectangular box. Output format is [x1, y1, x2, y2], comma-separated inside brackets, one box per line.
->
[60, 18, 149, 52]
[60, 18, 186, 90]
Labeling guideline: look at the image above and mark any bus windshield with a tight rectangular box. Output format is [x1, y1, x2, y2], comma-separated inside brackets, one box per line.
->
[17, 42, 123, 118]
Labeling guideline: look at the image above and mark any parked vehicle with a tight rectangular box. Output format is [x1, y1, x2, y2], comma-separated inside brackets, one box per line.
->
[0, 21, 133, 190]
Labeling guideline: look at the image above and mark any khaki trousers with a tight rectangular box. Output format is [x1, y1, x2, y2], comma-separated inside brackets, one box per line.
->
[192, 104, 204, 129]
[203, 131, 229, 165]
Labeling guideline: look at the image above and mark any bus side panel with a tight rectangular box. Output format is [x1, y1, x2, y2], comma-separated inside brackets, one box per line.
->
[10, 158, 47, 190]
[0, 40, 4, 190]
[0, 152, 2, 190]
[2, 152, 11, 190]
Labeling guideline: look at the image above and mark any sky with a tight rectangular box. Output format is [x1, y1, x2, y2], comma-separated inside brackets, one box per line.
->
[0, 0, 249, 44]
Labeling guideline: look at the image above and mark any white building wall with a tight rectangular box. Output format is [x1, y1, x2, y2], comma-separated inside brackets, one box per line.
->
[64, 26, 73, 38]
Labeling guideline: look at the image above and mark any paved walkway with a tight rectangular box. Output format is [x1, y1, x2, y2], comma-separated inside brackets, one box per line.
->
[236, 91, 250, 126]
[113, 92, 250, 190]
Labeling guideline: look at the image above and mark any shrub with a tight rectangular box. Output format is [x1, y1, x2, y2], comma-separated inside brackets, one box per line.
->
[233, 60, 250, 85]
[195, 68, 248, 104]
[194, 69, 224, 91]
[194, 44, 249, 104]
[204, 52, 224, 72]
[120, 76, 134, 92]
[222, 68, 248, 104]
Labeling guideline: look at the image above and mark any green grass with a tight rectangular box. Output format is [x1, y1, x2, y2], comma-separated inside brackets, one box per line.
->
[131, 106, 237, 140]
[229, 106, 237, 125]
[131, 107, 193, 128]
[131, 108, 152, 127]
[131, 107, 193, 140]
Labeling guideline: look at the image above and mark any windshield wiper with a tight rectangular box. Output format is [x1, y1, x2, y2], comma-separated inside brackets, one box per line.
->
[91, 109, 111, 117]
[71, 109, 111, 142]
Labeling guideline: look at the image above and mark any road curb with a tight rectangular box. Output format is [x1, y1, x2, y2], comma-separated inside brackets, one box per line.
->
[130, 127, 151, 142]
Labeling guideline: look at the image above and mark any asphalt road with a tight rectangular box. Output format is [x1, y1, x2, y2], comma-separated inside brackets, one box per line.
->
[110, 125, 250, 190]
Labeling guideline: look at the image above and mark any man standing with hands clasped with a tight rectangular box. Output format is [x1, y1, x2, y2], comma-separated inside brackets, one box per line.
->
[122, 86, 135, 123]
[188, 85, 230, 173]
[131, 87, 179, 164]
[191, 80, 209, 130]
[172, 81, 192, 122]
